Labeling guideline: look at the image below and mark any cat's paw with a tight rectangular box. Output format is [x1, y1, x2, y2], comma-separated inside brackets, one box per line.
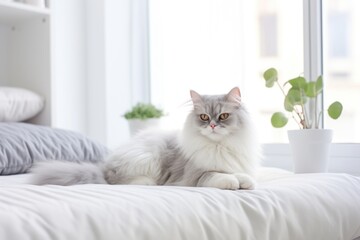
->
[233, 173, 256, 190]
[214, 175, 239, 190]
[128, 176, 157, 185]
[199, 174, 239, 190]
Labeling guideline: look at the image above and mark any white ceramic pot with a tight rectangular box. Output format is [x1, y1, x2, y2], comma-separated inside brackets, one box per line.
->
[127, 118, 161, 136]
[288, 129, 333, 173]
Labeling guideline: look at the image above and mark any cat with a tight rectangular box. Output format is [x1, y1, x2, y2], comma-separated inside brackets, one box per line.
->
[30, 87, 260, 190]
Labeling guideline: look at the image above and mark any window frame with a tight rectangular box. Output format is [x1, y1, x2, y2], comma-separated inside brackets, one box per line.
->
[303, 0, 324, 128]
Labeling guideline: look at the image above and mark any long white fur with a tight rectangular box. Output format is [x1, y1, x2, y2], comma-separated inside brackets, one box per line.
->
[179, 107, 259, 189]
[30, 87, 260, 190]
[181, 108, 258, 175]
[103, 130, 177, 185]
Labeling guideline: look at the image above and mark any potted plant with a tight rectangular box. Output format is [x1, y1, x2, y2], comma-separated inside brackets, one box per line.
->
[262, 67, 343, 173]
[124, 103, 164, 136]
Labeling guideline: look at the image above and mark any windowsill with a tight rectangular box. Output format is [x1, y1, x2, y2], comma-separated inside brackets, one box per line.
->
[262, 143, 360, 176]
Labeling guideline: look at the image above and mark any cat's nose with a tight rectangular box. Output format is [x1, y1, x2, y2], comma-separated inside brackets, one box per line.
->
[210, 123, 216, 129]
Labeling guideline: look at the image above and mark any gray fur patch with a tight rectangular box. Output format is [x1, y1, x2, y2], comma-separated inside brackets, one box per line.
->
[30, 161, 106, 185]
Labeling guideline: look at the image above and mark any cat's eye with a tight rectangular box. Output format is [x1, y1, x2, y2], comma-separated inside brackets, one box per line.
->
[219, 113, 229, 121]
[199, 114, 210, 121]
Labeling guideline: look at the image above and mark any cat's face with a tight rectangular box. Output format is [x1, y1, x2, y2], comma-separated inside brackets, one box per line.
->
[188, 87, 244, 142]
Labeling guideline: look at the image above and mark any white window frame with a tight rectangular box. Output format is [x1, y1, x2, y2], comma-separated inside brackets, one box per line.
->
[304, 0, 324, 129]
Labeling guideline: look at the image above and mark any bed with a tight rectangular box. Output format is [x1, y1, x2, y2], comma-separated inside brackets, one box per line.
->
[1, 88, 360, 240]
[1, 169, 360, 240]
[0, 123, 359, 240]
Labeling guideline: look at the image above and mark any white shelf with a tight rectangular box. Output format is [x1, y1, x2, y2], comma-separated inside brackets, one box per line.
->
[0, 1, 49, 25]
[0, 0, 52, 126]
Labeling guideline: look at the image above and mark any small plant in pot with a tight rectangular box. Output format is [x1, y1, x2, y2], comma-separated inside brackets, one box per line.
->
[262, 67, 343, 173]
[124, 103, 164, 136]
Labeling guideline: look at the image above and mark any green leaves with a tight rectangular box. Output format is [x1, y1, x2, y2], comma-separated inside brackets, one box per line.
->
[283, 75, 324, 114]
[263, 68, 278, 88]
[124, 103, 164, 120]
[284, 88, 307, 112]
[262, 68, 343, 129]
[287, 76, 307, 89]
[271, 112, 288, 128]
[328, 101, 343, 119]
[305, 76, 323, 97]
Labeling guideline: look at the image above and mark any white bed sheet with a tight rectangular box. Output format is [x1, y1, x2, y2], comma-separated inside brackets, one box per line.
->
[0, 169, 359, 240]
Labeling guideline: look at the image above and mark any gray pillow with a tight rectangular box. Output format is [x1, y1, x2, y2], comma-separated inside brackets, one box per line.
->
[0, 122, 108, 175]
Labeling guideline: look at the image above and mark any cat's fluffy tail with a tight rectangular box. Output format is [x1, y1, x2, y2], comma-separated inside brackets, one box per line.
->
[30, 160, 107, 185]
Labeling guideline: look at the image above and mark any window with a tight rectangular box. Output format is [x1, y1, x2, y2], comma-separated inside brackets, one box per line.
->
[259, 13, 278, 57]
[258, 0, 280, 58]
[149, 0, 360, 144]
[145, 0, 360, 172]
[149, 0, 303, 143]
[323, 0, 360, 142]
[328, 12, 349, 58]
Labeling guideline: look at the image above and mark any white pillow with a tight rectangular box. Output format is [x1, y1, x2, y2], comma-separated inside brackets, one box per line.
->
[0, 87, 45, 122]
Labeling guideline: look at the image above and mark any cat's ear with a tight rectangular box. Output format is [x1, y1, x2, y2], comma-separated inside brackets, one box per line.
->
[190, 90, 204, 110]
[226, 87, 241, 105]
[190, 90, 203, 104]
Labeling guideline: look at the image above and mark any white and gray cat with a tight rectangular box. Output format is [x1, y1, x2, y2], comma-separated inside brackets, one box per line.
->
[30, 87, 260, 190]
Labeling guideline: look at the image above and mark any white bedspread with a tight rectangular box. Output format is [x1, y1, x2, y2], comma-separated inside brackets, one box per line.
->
[0, 170, 359, 240]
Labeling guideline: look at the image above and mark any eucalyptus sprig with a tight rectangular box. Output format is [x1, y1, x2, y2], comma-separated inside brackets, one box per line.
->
[263, 68, 343, 129]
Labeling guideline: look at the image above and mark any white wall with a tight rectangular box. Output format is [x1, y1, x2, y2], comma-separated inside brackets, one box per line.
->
[87, 0, 151, 148]
[51, 0, 87, 134]
[0, 25, 9, 86]
[102, 0, 133, 148]
[85, 0, 107, 144]
[86, 0, 138, 148]
[51, 0, 150, 148]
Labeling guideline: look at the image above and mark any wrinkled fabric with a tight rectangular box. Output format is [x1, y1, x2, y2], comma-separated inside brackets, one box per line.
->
[0, 123, 108, 175]
[0, 171, 359, 240]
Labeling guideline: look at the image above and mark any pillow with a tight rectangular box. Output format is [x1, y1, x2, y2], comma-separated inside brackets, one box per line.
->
[0, 87, 45, 122]
[0, 123, 109, 175]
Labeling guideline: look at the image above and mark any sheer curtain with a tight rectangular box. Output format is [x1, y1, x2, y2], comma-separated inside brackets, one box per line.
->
[129, 0, 151, 104]
[86, 0, 151, 147]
